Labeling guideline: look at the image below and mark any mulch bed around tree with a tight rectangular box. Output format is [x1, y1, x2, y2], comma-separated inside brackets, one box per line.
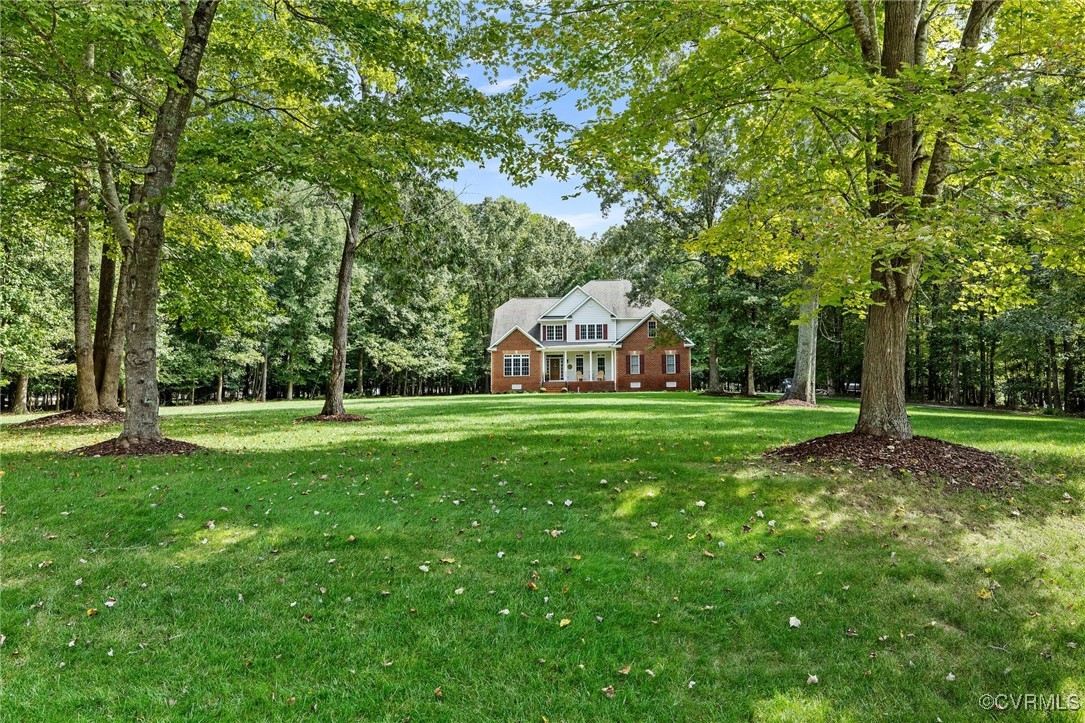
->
[70, 437, 203, 457]
[765, 431, 1021, 493]
[10, 410, 126, 429]
[762, 398, 818, 408]
[295, 413, 371, 423]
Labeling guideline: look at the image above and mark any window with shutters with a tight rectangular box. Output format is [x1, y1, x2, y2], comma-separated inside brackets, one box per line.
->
[543, 324, 565, 341]
[629, 354, 641, 375]
[647, 320, 657, 338]
[576, 323, 607, 340]
[503, 354, 530, 377]
[665, 353, 677, 374]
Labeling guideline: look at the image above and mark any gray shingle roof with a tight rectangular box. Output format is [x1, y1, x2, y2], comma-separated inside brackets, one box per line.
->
[581, 280, 672, 319]
[489, 280, 675, 348]
[488, 297, 555, 347]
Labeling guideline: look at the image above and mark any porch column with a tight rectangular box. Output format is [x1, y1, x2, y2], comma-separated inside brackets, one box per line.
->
[588, 351, 593, 383]
[563, 351, 568, 382]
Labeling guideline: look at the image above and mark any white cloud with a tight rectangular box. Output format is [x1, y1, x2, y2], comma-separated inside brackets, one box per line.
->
[477, 76, 522, 95]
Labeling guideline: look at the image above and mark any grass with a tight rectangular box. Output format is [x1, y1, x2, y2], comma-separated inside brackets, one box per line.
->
[2, 393, 1083, 721]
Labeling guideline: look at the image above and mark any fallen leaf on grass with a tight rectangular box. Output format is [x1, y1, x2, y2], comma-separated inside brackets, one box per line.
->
[602, 686, 616, 698]
[559, 618, 571, 628]
[789, 617, 801, 629]
[752, 552, 766, 561]
[86, 609, 98, 617]
[618, 665, 631, 675]
[807, 674, 818, 684]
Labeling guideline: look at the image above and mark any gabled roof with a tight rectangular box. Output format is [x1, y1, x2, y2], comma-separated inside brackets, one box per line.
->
[489, 280, 681, 349]
[612, 311, 695, 347]
[488, 297, 553, 348]
[581, 280, 672, 318]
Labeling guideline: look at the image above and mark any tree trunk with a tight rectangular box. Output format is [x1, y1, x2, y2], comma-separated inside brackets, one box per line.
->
[259, 354, 268, 402]
[1048, 336, 1062, 410]
[743, 353, 756, 396]
[854, 262, 916, 438]
[93, 238, 116, 391]
[321, 194, 365, 417]
[13, 374, 29, 415]
[97, 200, 134, 412]
[708, 340, 720, 393]
[783, 295, 819, 404]
[120, 0, 218, 444]
[72, 168, 99, 414]
[357, 348, 364, 396]
[286, 351, 294, 400]
[216, 363, 224, 403]
[705, 257, 722, 393]
[1064, 337, 1076, 413]
[950, 315, 961, 405]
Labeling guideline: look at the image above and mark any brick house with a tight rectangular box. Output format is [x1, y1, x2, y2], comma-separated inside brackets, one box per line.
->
[488, 280, 693, 393]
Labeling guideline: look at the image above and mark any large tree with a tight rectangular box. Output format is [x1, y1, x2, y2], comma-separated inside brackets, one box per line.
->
[519, 0, 1085, 438]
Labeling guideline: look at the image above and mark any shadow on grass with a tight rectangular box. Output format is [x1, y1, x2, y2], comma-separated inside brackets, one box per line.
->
[2, 394, 1083, 719]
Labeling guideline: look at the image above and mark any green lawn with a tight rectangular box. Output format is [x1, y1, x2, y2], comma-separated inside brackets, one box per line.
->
[2, 393, 1083, 721]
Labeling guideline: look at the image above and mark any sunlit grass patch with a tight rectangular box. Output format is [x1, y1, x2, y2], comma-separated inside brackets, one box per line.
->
[2, 393, 1082, 720]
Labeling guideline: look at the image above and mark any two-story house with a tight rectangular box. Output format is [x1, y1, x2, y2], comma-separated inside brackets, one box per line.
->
[488, 280, 693, 393]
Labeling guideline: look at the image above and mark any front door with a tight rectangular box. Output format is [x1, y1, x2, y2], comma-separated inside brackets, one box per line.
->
[547, 356, 563, 382]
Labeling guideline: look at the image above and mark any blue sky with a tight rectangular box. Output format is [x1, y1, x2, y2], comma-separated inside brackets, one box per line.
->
[442, 66, 621, 238]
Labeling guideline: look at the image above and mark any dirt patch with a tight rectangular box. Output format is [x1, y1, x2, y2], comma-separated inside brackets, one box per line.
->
[765, 431, 1021, 493]
[10, 410, 126, 429]
[762, 399, 818, 408]
[70, 437, 203, 457]
[295, 413, 370, 423]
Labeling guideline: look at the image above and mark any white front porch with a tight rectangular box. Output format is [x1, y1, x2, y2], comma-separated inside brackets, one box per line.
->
[542, 348, 616, 384]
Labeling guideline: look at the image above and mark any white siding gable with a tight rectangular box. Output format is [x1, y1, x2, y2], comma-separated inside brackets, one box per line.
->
[543, 288, 588, 318]
[615, 319, 639, 338]
[569, 298, 613, 340]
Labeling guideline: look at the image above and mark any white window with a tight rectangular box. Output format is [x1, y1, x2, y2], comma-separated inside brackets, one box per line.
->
[629, 354, 641, 375]
[576, 323, 606, 340]
[503, 354, 530, 377]
[665, 353, 677, 374]
[647, 320, 657, 338]
[543, 324, 565, 341]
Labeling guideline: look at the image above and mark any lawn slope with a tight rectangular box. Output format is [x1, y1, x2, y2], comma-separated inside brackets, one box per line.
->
[2, 394, 1082, 721]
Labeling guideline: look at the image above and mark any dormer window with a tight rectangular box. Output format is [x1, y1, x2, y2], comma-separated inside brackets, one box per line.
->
[543, 324, 565, 341]
[647, 320, 657, 338]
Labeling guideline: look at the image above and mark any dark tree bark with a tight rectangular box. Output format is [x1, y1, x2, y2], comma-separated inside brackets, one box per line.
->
[93, 237, 116, 391]
[321, 195, 365, 416]
[216, 362, 224, 403]
[357, 349, 364, 396]
[1048, 336, 1062, 410]
[782, 295, 819, 404]
[72, 168, 99, 414]
[13, 374, 29, 415]
[1064, 337, 1077, 413]
[120, 0, 218, 443]
[950, 315, 961, 405]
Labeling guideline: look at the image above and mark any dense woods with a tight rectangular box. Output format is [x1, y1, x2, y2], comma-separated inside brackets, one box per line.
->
[1, 0, 1083, 431]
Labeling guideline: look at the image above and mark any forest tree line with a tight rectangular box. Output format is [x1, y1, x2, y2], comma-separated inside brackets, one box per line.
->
[1, 0, 1083, 443]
